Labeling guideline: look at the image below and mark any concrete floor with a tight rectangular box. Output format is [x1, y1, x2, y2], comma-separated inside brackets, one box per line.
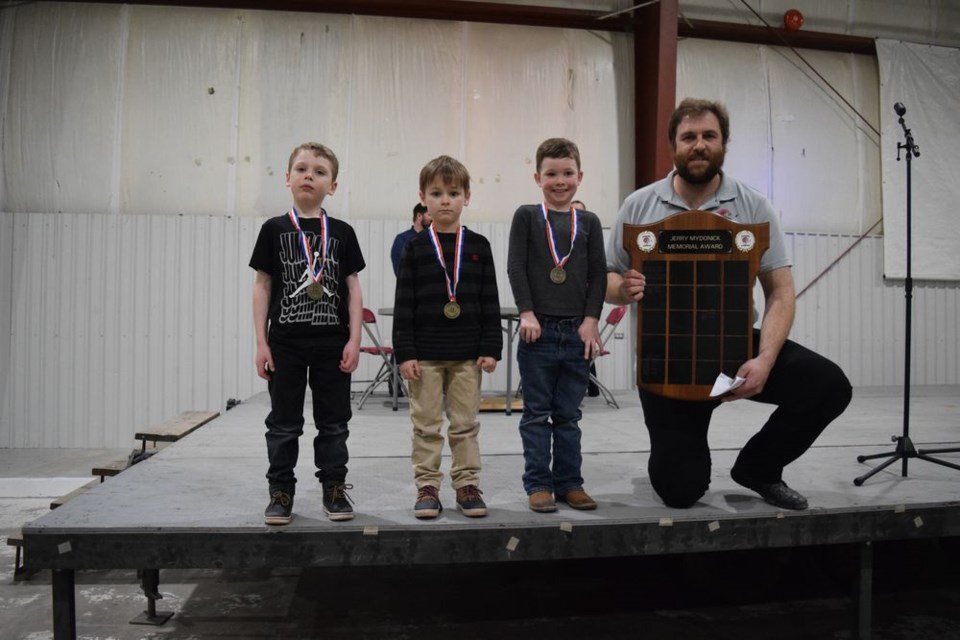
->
[3, 386, 960, 639]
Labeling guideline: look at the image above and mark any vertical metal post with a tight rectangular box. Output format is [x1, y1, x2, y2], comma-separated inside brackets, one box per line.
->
[52, 568, 76, 640]
[855, 541, 873, 640]
[131, 568, 174, 625]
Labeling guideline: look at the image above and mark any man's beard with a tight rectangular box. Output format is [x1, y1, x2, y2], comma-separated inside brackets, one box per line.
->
[675, 149, 724, 184]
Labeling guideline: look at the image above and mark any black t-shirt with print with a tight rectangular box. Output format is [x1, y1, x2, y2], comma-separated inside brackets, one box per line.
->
[250, 213, 365, 347]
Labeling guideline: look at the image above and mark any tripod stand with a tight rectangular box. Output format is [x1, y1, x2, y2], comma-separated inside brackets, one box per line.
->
[854, 102, 960, 486]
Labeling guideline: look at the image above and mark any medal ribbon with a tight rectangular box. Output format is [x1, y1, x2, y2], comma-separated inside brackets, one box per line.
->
[541, 202, 578, 270]
[428, 225, 464, 303]
[287, 207, 327, 283]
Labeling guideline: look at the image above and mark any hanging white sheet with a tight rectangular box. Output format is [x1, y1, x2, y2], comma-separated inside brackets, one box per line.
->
[877, 39, 960, 281]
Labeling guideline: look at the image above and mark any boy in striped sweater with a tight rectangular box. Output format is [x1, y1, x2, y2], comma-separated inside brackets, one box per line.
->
[393, 155, 503, 519]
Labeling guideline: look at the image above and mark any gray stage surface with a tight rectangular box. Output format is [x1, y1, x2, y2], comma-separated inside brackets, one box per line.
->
[19, 386, 960, 638]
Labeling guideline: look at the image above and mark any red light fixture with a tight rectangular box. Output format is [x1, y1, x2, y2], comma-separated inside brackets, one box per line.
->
[784, 8, 804, 31]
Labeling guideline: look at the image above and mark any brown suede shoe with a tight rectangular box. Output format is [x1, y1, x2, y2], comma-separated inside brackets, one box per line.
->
[528, 490, 558, 513]
[557, 488, 597, 510]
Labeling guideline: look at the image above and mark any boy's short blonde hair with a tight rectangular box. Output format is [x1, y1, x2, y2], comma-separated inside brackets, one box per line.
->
[536, 138, 581, 172]
[288, 142, 340, 181]
[419, 155, 471, 193]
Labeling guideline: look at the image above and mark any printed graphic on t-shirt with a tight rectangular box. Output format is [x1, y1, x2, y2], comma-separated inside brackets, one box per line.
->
[278, 230, 342, 326]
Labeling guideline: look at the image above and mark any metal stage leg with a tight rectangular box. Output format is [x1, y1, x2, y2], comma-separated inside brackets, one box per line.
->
[52, 568, 76, 640]
[130, 568, 174, 626]
[854, 541, 873, 640]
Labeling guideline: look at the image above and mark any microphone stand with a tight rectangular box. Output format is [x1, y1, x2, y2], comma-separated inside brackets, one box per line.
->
[854, 103, 960, 486]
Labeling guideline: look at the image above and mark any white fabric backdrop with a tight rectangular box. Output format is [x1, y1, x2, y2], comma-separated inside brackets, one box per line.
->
[878, 39, 960, 281]
[2, 3, 887, 235]
[0, 5, 628, 223]
[677, 38, 881, 236]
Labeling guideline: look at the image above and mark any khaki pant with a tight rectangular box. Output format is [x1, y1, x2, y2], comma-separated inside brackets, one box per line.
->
[409, 360, 482, 489]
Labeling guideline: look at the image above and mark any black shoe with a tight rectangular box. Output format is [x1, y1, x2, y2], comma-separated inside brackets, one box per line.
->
[322, 482, 355, 521]
[587, 385, 600, 398]
[264, 490, 293, 525]
[731, 467, 808, 511]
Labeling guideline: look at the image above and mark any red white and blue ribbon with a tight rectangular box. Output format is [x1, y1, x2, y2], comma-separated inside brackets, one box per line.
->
[287, 207, 327, 283]
[541, 202, 578, 270]
[428, 224, 464, 304]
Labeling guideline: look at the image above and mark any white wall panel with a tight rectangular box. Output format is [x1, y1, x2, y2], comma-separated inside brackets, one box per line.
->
[236, 11, 354, 216]
[789, 231, 960, 389]
[1, 4, 124, 215]
[677, 38, 882, 236]
[346, 17, 465, 218]
[120, 7, 241, 215]
[3, 213, 958, 448]
[768, 48, 880, 234]
[1, 5, 627, 224]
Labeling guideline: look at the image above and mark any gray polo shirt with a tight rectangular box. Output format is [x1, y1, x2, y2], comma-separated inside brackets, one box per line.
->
[606, 170, 791, 275]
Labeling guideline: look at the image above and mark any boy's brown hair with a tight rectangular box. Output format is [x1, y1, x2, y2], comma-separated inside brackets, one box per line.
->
[287, 142, 340, 181]
[536, 138, 581, 172]
[419, 155, 471, 193]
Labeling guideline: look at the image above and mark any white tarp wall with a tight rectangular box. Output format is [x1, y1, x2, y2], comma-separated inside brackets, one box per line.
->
[0, 4, 628, 222]
[877, 39, 960, 281]
[677, 38, 882, 236]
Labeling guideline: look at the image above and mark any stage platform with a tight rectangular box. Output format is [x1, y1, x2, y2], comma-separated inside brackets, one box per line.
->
[18, 386, 960, 639]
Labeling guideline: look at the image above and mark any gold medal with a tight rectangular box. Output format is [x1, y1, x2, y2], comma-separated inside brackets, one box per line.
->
[306, 282, 326, 300]
[550, 267, 567, 284]
[443, 301, 461, 319]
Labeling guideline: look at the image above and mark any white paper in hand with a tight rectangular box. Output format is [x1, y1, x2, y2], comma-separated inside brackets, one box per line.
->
[709, 372, 746, 397]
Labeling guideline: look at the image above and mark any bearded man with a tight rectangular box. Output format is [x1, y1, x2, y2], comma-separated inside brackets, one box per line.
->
[605, 98, 851, 511]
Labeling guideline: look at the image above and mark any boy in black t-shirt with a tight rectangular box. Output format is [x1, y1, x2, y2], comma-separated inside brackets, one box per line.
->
[249, 142, 365, 525]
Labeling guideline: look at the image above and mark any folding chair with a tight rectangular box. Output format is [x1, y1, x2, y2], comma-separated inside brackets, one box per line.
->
[356, 308, 403, 410]
[589, 305, 627, 409]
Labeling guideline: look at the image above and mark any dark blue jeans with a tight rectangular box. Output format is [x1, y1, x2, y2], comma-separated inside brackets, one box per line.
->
[517, 315, 591, 495]
[265, 339, 351, 494]
[639, 332, 852, 508]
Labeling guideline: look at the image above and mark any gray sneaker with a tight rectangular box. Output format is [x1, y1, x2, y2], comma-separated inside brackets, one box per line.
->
[264, 490, 293, 525]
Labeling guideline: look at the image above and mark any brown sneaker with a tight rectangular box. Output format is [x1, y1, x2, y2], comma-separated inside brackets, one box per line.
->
[414, 485, 442, 519]
[528, 490, 557, 513]
[558, 488, 597, 510]
[455, 484, 487, 517]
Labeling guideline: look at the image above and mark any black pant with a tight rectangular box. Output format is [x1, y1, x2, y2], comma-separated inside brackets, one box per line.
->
[639, 332, 852, 508]
[265, 339, 351, 494]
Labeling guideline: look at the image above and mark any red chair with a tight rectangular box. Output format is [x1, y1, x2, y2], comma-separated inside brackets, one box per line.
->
[590, 305, 627, 408]
[356, 308, 403, 411]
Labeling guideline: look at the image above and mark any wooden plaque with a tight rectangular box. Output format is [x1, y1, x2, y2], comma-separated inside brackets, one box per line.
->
[623, 210, 769, 401]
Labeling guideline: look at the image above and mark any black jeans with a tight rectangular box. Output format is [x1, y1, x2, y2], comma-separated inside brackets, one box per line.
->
[639, 332, 852, 508]
[265, 339, 351, 494]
